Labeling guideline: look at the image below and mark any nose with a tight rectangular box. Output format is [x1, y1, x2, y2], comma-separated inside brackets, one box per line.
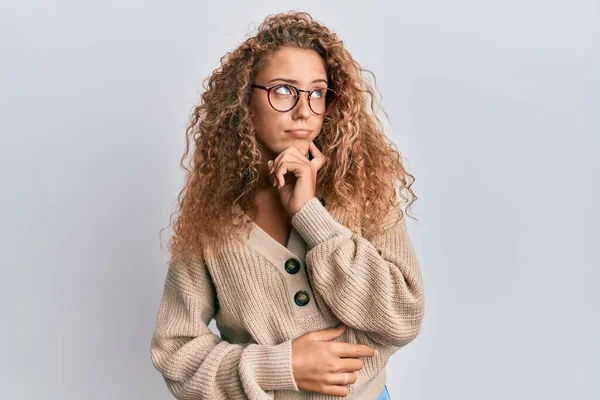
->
[292, 91, 312, 119]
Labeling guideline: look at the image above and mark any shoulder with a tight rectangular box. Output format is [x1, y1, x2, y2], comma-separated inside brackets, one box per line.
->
[166, 251, 215, 297]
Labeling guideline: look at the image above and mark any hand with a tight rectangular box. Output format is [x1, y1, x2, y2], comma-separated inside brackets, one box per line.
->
[267, 141, 327, 216]
[291, 324, 376, 397]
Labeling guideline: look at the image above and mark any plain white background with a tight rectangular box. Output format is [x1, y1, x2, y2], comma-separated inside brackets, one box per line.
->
[2, 1, 598, 399]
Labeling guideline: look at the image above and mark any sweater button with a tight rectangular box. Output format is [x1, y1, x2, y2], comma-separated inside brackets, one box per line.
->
[285, 258, 301, 274]
[294, 290, 310, 306]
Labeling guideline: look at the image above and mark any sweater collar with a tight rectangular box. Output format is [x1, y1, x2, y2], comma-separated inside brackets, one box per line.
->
[232, 202, 308, 262]
[247, 220, 307, 264]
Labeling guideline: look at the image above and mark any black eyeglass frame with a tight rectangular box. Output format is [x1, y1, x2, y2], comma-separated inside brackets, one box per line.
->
[251, 83, 341, 115]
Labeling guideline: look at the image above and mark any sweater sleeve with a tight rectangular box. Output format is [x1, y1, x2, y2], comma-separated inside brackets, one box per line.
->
[291, 197, 425, 348]
[150, 256, 300, 400]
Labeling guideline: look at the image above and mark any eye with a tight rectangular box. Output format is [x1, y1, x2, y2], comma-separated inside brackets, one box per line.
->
[310, 88, 326, 99]
[274, 85, 293, 95]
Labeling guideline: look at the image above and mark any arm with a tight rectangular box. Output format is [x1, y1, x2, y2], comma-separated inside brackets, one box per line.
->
[291, 197, 425, 348]
[150, 256, 299, 400]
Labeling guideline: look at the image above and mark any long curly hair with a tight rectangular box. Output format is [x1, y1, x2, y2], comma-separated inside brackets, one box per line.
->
[161, 10, 418, 263]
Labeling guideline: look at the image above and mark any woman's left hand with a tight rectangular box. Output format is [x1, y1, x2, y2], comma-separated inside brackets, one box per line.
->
[268, 141, 327, 217]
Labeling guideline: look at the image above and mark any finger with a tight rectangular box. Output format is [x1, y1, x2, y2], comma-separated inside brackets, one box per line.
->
[334, 358, 363, 373]
[270, 150, 310, 177]
[309, 140, 324, 157]
[332, 343, 376, 358]
[269, 148, 295, 182]
[309, 141, 327, 170]
[284, 145, 308, 158]
[272, 145, 296, 164]
[272, 157, 288, 188]
[281, 152, 311, 164]
[273, 159, 306, 188]
[286, 145, 315, 162]
[271, 152, 311, 186]
[267, 159, 275, 182]
[320, 385, 349, 398]
[327, 371, 357, 386]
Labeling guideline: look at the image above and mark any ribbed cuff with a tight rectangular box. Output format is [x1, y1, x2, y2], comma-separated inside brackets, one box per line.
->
[291, 197, 353, 248]
[241, 339, 300, 392]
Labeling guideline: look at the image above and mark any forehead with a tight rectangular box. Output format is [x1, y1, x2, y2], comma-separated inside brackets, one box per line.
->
[256, 47, 327, 81]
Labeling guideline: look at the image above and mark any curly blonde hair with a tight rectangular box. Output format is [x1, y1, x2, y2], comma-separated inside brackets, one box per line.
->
[161, 11, 418, 263]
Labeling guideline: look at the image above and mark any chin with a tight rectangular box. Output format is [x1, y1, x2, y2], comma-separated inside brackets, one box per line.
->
[291, 142, 310, 154]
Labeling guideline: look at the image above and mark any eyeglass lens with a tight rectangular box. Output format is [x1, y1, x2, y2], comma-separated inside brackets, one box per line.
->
[269, 84, 337, 114]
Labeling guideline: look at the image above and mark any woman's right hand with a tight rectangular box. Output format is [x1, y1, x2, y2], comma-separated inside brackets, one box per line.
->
[291, 324, 376, 397]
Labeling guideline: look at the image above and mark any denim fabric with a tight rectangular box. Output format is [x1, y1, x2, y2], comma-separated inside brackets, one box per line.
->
[375, 384, 391, 400]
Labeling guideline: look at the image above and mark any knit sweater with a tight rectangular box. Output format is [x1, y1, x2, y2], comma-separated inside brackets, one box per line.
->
[150, 196, 425, 399]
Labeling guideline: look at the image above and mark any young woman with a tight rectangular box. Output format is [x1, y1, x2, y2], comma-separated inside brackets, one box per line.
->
[150, 11, 424, 400]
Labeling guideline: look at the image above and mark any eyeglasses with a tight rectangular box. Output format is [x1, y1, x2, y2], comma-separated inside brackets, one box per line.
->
[251, 83, 341, 115]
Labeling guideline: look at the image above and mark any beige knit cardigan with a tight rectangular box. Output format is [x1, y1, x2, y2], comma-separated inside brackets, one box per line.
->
[150, 196, 425, 399]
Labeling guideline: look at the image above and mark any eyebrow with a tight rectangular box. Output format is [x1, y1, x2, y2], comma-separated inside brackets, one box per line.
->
[266, 78, 328, 85]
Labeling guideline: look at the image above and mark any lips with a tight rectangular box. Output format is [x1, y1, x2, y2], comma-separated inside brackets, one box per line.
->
[287, 130, 311, 137]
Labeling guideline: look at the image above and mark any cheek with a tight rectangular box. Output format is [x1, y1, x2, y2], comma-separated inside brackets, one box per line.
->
[253, 109, 285, 141]
[315, 118, 324, 130]
[311, 119, 324, 137]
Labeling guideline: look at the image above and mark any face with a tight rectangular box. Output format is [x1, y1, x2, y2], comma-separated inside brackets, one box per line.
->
[250, 46, 328, 161]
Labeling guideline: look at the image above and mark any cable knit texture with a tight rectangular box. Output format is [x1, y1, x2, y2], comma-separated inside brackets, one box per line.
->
[150, 196, 425, 399]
